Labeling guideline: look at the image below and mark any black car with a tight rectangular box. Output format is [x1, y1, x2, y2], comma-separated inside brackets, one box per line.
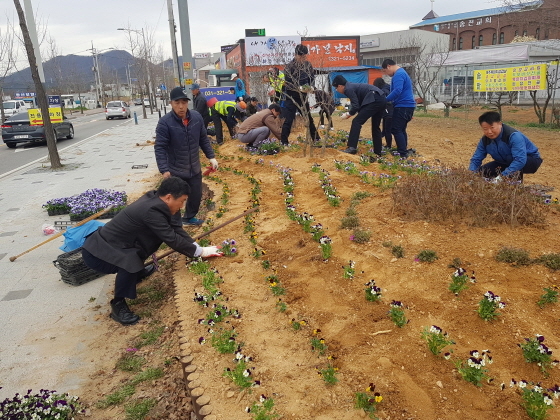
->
[1, 112, 74, 148]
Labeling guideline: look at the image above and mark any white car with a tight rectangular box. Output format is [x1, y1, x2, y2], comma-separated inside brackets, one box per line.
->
[105, 101, 131, 120]
[2, 100, 28, 121]
[143, 98, 150, 108]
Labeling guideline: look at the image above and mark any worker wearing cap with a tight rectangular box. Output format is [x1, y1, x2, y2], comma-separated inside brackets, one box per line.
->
[190, 83, 210, 128]
[208, 98, 244, 144]
[231, 73, 246, 101]
[155, 87, 218, 226]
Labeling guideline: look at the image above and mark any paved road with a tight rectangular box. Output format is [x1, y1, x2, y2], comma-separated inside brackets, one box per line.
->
[0, 107, 148, 177]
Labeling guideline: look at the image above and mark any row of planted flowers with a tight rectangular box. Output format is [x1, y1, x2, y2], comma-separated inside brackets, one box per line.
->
[42, 188, 127, 220]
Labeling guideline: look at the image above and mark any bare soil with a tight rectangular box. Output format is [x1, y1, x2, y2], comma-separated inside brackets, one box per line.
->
[78, 106, 560, 420]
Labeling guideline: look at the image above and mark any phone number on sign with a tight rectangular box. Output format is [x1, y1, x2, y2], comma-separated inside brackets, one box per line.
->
[328, 56, 355, 61]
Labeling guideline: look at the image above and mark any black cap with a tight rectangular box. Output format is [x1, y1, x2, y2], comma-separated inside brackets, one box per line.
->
[170, 87, 191, 101]
[295, 44, 308, 56]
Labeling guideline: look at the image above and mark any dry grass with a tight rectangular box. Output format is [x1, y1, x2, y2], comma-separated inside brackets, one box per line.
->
[391, 167, 547, 227]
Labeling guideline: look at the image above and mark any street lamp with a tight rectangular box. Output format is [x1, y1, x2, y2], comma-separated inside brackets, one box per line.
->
[118, 27, 154, 115]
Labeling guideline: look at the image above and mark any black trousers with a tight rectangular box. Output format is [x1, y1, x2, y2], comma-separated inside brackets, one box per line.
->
[178, 172, 203, 220]
[281, 97, 318, 145]
[212, 112, 236, 144]
[347, 97, 387, 154]
[479, 156, 543, 181]
[319, 107, 333, 128]
[382, 116, 393, 148]
[82, 248, 140, 299]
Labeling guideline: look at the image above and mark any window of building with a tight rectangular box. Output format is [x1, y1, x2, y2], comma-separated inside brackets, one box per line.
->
[479, 35, 483, 46]
[545, 29, 549, 39]
[536, 28, 540, 39]
[453, 38, 456, 50]
[492, 33, 497, 45]
[500, 32, 505, 44]
[523, 30, 527, 36]
[459, 37, 463, 50]
[472, 36, 476, 49]
[515, 30, 518, 36]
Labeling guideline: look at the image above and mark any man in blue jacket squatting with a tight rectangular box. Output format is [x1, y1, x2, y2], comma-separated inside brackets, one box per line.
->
[469, 111, 542, 182]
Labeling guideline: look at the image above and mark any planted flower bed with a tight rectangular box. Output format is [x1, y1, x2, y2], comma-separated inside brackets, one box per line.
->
[43, 188, 127, 220]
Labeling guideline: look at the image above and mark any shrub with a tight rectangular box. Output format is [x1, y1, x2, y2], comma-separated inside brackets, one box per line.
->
[391, 167, 546, 227]
[416, 249, 439, 263]
[496, 247, 532, 266]
[341, 216, 360, 229]
[535, 253, 560, 271]
[352, 229, 371, 243]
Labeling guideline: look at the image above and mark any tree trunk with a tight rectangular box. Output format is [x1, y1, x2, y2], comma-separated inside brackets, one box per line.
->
[13, 0, 62, 168]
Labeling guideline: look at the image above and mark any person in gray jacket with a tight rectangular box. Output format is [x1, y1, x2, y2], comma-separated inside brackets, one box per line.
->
[82, 177, 223, 325]
[155, 87, 218, 226]
[190, 83, 210, 128]
[332, 75, 387, 155]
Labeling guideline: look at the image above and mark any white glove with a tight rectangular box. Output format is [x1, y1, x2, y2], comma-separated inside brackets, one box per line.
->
[200, 246, 223, 258]
[491, 175, 502, 184]
[209, 158, 219, 170]
[341, 112, 351, 120]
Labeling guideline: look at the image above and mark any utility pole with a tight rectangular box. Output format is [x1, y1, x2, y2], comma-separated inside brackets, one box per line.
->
[177, 0, 193, 88]
[14, 0, 61, 168]
[167, 0, 182, 87]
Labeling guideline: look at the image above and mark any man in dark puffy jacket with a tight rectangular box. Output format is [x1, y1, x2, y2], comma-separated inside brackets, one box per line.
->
[155, 87, 218, 226]
[332, 75, 387, 155]
[190, 83, 210, 128]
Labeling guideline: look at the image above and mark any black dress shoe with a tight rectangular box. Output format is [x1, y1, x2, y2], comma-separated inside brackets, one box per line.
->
[110, 299, 140, 325]
[138, 264, 156, 282]
[343, 147, 357, 155]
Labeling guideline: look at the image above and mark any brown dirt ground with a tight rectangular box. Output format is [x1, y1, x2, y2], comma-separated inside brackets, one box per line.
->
[78, 106, 560, 420]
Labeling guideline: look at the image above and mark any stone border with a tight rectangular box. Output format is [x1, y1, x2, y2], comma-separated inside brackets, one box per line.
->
[174, 276, 218, 420]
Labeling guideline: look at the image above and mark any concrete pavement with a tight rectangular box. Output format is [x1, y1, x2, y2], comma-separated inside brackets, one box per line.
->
[0, 112, 160, 399]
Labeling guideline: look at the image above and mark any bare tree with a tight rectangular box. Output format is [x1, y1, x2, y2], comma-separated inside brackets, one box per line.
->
[397, 34, 450, 113]
[13, 0, 61, 168]
[0, 17, 19, 122]
[529, 65, 560, 124]
[487, 91, 518, 116]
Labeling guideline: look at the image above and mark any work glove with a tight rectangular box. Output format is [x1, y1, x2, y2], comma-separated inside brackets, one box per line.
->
[200, 246, 223, 258]
[209, 158, 219, 170]
[491, 175, 503, 184]
[341, 112, 351, 120]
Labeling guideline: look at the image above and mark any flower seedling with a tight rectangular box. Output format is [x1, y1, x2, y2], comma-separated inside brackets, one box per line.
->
[343, 260, 356, 279]
[511, 379, 560, 420]
[291, 319, 306, 331]
[518, 335, 559, 377]
[415, 249, 439, 263]
[354, 383, 383, 419]
[220, 239, 238, 256]
[537, 287, 558, 308]
[0, 389, 83, 418]
[245, 395, 279, 420]
[421, 325, 455, 355]
[266, 275, 285, 296]
[455, 350, 492, 386]
[364, 280, 382, 302]
[317, 364, 338, 385]
[389, 300, 407, 327]
[319, 235, 332, 260]
[261, 260, 271, 270]
[252, 247, 266, 259]
[276, 299, 287, 312]
[310, 223, 325, 242]
[477, 291, 506, 321]
[211, 329, 240, 354]
[448, 268, 476, 296]
[311, 337, 328, 356]
[223, 360, 256, 389]
[205, 304, 232, 324]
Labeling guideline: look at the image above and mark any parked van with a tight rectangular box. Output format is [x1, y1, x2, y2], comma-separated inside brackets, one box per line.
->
[2, 100, 28, 121]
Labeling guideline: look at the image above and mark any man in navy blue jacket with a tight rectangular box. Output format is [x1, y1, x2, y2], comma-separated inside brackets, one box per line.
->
[469, 111, 542, 181]
[332, 75, 387, 155]
[382, 59, 417, 158]
[155, 87, 218, 226]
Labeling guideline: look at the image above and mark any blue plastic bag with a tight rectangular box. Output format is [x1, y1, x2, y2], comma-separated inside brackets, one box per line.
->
[59, 220, 105, 252]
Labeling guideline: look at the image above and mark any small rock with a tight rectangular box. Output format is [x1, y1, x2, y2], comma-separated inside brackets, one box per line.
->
[436, 381, 443, 388]
[226, 391, 235, 398]
[390, 258, 398, 263]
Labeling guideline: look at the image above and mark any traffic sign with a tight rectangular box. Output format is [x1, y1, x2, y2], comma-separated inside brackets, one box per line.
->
[184, 78, 193, 85]
[48, 95, 61, 106]
[183, 62, 191, 70]
[28, 107, 63, 126]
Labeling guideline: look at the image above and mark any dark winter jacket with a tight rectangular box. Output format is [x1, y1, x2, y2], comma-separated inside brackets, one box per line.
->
[192, 92, 210, 123]
[155, 109, 214, 179]
[314, 90, 335, 115]
[283, 59, 315, 105]
[380, 84, 394, 117]
[469, 124, 541, 176]
[83, 191, 198, 273]
[343, 82, 385, 115]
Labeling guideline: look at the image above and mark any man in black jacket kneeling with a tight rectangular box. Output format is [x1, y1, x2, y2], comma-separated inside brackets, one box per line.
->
[82, 177, 222, 325]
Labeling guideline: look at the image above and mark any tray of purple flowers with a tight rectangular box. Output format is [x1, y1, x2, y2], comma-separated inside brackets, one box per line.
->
[53, 247, 105, 286]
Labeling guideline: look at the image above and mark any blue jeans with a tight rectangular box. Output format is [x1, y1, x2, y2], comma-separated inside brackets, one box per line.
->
[391, 107, 415, 157]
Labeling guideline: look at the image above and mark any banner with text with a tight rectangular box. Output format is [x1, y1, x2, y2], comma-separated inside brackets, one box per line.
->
[302, 38, 358, 68]
[473, 64, 548, 92]
[245, 36, 301, 66]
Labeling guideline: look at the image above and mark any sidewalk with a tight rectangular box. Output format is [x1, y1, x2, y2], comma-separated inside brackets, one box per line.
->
[0, 113, 160, 399]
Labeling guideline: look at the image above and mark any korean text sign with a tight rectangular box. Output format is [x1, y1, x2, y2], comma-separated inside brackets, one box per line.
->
[302, 39, 358, 68]
[245, 36, 301, 66]
[473, 64, 548, 92]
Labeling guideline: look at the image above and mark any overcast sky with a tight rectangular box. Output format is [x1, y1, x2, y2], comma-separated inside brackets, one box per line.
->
[2, 0, 502, 66]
